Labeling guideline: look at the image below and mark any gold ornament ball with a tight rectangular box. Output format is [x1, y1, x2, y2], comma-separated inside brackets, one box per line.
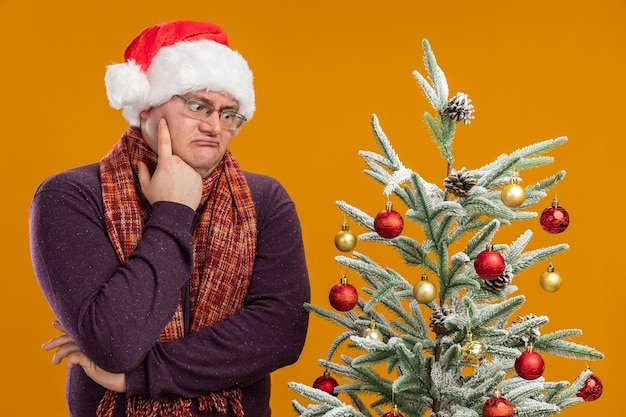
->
[362, 327, 384, 341]
[413, 277, 437, 304]
[540, 265, 563, 292]
[334, 229, 357, 252]
[462, 339, 487, 363]
[500, 183, 526, 208]
[362, 321, 384, 341]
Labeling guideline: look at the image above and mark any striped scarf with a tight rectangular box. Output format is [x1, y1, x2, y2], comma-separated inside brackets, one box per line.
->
[97, 127, 257, 417]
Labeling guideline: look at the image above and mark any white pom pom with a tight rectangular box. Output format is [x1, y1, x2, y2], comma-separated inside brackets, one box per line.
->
[104, 60, 150, 109]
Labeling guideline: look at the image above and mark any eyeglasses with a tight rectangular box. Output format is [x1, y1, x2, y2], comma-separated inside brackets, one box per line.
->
[174, 95, 247, 130]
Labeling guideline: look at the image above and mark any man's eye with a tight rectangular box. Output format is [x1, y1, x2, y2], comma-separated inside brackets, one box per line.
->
[221, 112, 234, 120]
[188, 101, 205, 112]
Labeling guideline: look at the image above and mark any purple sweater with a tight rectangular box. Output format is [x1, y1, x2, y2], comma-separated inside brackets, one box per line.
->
[29, 163, 310, 417]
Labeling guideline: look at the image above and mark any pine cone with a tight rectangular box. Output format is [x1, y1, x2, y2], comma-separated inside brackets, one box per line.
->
[515, 313, 541, 344]
[442, 92, 475, 124]
[428, 412, 449, 417]
[429, 304, 453, 335]
[484, 264, 513, 292]
[443, 167, 476, 198]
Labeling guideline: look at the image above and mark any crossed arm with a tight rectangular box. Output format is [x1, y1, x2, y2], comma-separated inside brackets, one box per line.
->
[43, 320, 126, 392]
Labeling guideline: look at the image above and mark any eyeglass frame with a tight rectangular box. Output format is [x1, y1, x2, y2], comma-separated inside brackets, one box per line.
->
[174, 95, 247, 130]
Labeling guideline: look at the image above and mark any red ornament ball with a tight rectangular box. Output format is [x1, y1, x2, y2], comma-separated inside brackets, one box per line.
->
[474, 247, 506, 280]
[514, 350, 545, 380]
[374, 208, 404, 239]
[329, 277, 358, 311]
[482, 396, 514, 417]
[577, 374, 603, 401]
[313, 371, 338, 396]
[382, 405, 404, 417]
[540, 202, 569, 234]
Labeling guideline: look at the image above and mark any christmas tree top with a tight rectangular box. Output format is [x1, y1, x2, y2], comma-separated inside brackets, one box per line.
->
[289, 39, 603, 417]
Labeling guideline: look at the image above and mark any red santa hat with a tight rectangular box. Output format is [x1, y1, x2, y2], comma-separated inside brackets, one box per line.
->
[105, 20, 255, 127]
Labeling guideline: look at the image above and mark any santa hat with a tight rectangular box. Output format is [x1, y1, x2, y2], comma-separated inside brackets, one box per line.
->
[105, 20, 255, 127]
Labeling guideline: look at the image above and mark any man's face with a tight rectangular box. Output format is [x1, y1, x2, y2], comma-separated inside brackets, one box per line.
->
[139, 90, 239, 178]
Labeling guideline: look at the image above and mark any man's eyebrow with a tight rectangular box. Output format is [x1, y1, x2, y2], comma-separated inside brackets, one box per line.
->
[189, 95, 238, 110]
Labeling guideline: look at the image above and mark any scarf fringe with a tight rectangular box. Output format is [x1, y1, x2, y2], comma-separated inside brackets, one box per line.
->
[96, 391, 118, 417]
[97, 390, 244, 417]
[199, 390, 244, 417]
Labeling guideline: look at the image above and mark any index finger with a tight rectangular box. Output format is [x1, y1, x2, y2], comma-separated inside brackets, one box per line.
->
[42, 334, 73, 351]
[157, 118, 173, 159]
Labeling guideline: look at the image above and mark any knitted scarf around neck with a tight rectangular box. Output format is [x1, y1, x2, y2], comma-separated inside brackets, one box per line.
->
[97, 127, 256, 417]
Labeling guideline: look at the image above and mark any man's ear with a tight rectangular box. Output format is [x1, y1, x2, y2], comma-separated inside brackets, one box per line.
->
[139, 108, 152, 121]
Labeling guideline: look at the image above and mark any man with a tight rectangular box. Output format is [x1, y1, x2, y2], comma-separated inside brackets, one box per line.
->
[30, 20, 310, 417]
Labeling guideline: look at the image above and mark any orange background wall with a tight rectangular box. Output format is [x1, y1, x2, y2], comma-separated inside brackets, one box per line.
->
[0, 1, 623, 416]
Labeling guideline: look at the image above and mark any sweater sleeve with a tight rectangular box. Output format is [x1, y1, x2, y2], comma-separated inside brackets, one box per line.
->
[125, 175, 311, 399]
[29, 166, 197, 372]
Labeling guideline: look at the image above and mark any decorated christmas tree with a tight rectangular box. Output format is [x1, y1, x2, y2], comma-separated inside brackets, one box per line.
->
[288, 39, 604, 417]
